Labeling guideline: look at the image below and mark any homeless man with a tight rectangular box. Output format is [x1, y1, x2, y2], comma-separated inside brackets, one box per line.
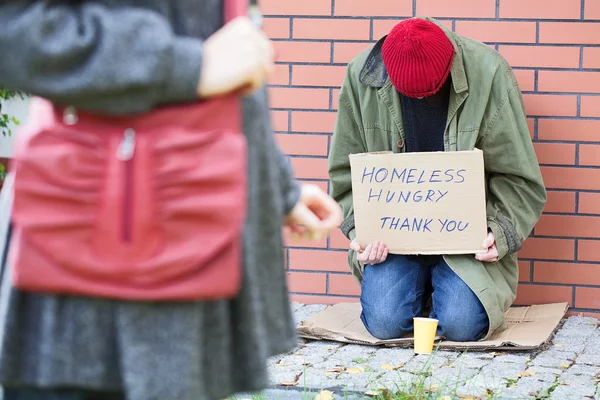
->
[328, 17, 547, 342]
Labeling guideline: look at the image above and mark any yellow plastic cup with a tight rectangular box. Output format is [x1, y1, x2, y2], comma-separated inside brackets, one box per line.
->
[413, 317, 439, 354]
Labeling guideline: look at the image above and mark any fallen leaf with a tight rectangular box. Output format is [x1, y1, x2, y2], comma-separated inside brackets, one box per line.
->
[365, 391, 380, 397]
[277, 363, 291, 367]
[346, 367, 364, 374]
[380, 364, 400, 371]
[489, 352, 502, 356]
[528, 393, 537, 397]
[518, 370, 536, 377]
[595, 379, 600, 383]
[314, 390, 334, 400]
[436, 397, 452, 400]
[554, 344, 567, 348]
[279, 381, 298, 387]
[560, 363, 570, 368]
[327, 367, 343, 373]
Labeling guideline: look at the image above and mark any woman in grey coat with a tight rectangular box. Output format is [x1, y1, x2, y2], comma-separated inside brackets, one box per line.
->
[0, 1, 341, 399]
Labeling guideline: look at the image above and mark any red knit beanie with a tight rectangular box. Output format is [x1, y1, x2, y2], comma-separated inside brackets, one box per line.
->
[382, 18, 455, 98]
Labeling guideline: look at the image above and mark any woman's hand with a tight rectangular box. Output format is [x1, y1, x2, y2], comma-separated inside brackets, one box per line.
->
[285, 184, 343, 240]
[350, 240, 388, 265]
[197, 16, 274, 99]
[475, 231, 499, 263]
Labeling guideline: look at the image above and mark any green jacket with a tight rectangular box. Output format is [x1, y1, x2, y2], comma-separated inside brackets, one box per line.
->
[328, 18, 547, 339]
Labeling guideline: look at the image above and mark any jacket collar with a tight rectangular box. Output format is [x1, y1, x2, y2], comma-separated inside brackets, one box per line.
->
[358, 17, 468, 95]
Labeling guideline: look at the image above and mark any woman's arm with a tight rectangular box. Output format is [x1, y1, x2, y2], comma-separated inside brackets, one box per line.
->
[0, 1, 204, 114]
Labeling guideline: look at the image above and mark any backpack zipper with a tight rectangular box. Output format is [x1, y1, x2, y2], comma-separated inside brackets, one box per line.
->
[116, 128, 136, 243]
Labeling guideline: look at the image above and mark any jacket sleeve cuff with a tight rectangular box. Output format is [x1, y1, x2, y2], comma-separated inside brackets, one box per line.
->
[487, 217, 520, 260]
[162, 37, 204, 104]
[340, 215, 355, 239]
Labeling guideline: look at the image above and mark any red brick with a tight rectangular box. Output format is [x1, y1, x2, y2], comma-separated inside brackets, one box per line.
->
[538, 120, 600, 142]
[578, 240, 600, 262]
[287, 272, 327, 294]
[533, 143, 576, 165]
[283, 230, 328, 248]
[539, 23, 600, 44]
[291, 157, 329, 179]
[293, 19, 370, 40]
[454, 21, 537, 44]
[291, 111, 337, 132]
[534, 261, 600, 286]
[544, 191, 576, 213]
[579, 193, 600, 215]
[302, 180, 329, 195]
[522, 95, 578, 117]
[263, 18, 290, 39]
[542, 167, 600, 191]
[268, 64, 290, 86]
[576, 287, 600, 309]
[269, 88, 330, 109]
[275, 134, 329, 156]
[583, 48, 600, 69]
[334, 42, 374, 64]
[581, 97, 600, 118]
[329, 274, 361, 296]
[260, 0, 332, 16]
[335, 0, 412, 16]
[536, 215, 600, 238]
[585, 0, 600, 19]
[290, 294, 359, 304]
[330, 229, 351, 250]
[579, 144, 600, 167]
[289, 249, 349, 272]
[273, 41, 331, 63]
[417, 0, 495, 18]
[539, 71, 600, 94]
[499, 46, 580, 69]
[513, 70, 535, 92]
[519, 261, 531, 283]
[270, 111, 289, 132]
[373, 19, 452, 38]
[500, 0, 581, 19]
[514, 284, 572, 306]
[292, 65, 346, 87]
[519, 237, 575, 260]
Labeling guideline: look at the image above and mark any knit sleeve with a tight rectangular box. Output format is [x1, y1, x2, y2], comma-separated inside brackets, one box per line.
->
[0, 1, 203, 115]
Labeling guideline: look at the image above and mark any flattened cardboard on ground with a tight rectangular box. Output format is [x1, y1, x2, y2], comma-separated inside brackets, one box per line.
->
[349, 149, 488, 255]
[298, 302, 569, 351]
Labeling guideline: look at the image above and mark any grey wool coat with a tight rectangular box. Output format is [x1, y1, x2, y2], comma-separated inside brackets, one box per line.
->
[0, 1, 300, 400]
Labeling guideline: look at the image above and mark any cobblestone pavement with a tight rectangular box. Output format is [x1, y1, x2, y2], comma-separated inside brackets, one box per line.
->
[252, 304, 600, 399]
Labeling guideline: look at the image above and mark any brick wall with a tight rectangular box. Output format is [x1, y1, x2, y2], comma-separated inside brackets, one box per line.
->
[261, 0, 600, 316]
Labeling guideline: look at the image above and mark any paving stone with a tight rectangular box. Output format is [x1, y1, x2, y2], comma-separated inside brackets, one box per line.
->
[328, 344, 377, 364]
[527, 366, 563, 382]
[296, 367, 343, 389]
[564, 363, 600, 376]
[490, 352, 532, 364]
[278, 352, 326, 367]
[537, 348, 578, 361]
[575, 353, 600, 367]
[562, 316, 598, 331]
[425, 366, 479, 390]
[296, 341, 342, 359]
[530, 354, 574, 369]
[498, 377, 551, 399]
[335, 367, 380, 391]
[451, 354, 494, 370]
[367, 370, 419, 392]
[369, 347, 414, 367]
[460, 371, 509, 393]
[551, 381, 596, 398]
[402, 353, 451, 374]
[294, 304, 328, 326]
[268, 364, 305, 386]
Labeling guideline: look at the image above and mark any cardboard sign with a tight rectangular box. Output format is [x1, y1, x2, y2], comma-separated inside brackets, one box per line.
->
[349, 149, 487, 255]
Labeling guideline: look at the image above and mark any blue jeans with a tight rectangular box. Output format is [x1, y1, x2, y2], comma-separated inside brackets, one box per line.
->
[360, 255, 489, 342]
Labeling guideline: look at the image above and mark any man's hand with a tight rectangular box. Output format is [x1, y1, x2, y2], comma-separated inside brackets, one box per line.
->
[350, 240, 388, 265]
[475, 231, 499, 263]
